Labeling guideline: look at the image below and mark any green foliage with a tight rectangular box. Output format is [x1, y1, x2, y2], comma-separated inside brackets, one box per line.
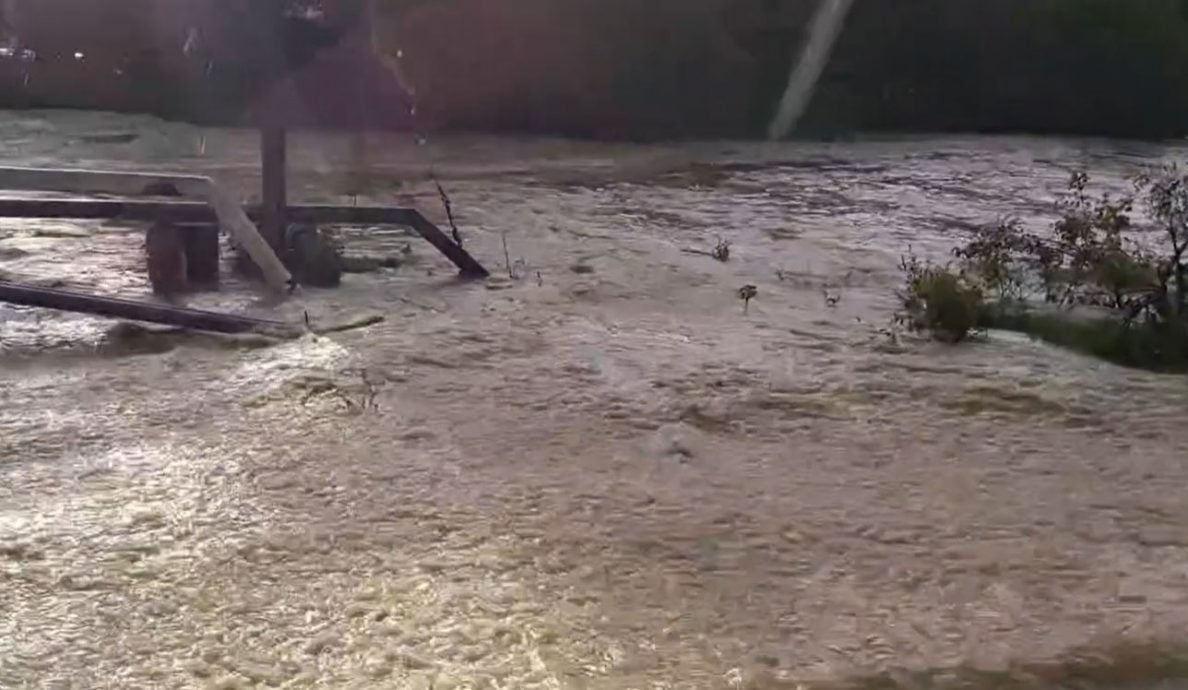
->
[917, 167, 1188, 370]
[990, 309, 1188, 372]
[1137, 164, 1188, 317]
[1046, 171, 1157, 310]
[896, 253, 985, 343]
[951, 218, 1043, 304]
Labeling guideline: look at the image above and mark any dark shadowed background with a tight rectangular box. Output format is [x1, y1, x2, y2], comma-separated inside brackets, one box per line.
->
[2, 0, 1188, 140]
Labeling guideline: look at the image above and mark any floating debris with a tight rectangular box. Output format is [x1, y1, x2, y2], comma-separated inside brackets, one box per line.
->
[738, 284, 758, 313]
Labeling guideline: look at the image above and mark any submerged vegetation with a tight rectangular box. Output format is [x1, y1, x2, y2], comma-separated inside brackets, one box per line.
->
[898, 166, 1188, 371]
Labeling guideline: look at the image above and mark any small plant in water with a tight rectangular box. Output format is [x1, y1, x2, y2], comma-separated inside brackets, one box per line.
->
[434, 178, 463, 247]
[712, 237, 731, 262]
[681, 237, 733, 262]
[896, 251, 985, 343]
[501, 231, 517, 280]
[738, 284, 758, 313]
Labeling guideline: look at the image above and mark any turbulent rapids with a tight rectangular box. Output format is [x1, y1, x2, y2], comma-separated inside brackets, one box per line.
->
[2, 110, 1188, 688]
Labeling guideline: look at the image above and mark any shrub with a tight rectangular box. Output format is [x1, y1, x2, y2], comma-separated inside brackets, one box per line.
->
[910, 167, 1188, 370]
[896, 252, 985, 343]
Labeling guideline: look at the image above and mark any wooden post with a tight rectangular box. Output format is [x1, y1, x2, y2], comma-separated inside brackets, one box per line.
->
[178, 223, 221, 287]
[260, 125, 288, 252]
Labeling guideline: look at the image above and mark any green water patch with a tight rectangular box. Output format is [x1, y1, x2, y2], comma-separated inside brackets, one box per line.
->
[986, 308, 1188, 374]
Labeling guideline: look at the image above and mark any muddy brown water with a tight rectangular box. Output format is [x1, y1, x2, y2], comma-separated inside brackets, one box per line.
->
[2, 110, 1188, 689]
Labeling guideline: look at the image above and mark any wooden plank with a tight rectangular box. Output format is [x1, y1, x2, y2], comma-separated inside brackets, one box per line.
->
[206, 180, 294, 293]
[0, 280, 296, 336]
[403, 209, 489, 278]
[0, 199, 490, 277]
[0, 198, 410, 224]
[0, 167, 293, 292]
[0, 166, 212, 197]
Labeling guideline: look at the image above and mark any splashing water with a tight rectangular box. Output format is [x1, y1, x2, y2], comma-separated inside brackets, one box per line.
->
[5, 117, 1188, 687]
[767, 0, 857, 140]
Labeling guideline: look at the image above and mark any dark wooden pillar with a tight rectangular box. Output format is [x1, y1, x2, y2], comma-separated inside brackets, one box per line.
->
[178, 223, 221, 287]
[260, 124, 288, 252]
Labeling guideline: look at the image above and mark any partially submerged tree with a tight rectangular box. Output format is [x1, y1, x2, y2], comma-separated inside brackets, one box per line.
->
[898, 167, 1188, 370]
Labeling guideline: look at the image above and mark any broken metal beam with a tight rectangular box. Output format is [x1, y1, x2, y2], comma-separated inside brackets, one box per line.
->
[0, 280, 297, 336]
[0, 198, 489, 277]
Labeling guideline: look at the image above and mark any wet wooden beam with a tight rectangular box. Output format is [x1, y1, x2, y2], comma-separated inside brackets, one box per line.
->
[0, 197, 215, 221]
[0, 198, 411, 223]
[0, 198, 490, 277]
[177, 223, 221, 286]
[0, 280, 296, 336]
[401, 209, 489, 278]
[260, 125, 288, 250]
[0, 168, 294, 293]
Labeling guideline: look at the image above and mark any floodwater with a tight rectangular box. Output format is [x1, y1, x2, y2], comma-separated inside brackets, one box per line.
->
[2, 109, 1188, 689]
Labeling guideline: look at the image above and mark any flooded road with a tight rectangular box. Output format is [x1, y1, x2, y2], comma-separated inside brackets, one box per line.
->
[2, 110, 1188, 689]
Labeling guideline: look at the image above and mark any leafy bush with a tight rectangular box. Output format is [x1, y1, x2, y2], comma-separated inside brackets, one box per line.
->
[907, 167, 1188, 370]
[896, 252, 985, 343]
